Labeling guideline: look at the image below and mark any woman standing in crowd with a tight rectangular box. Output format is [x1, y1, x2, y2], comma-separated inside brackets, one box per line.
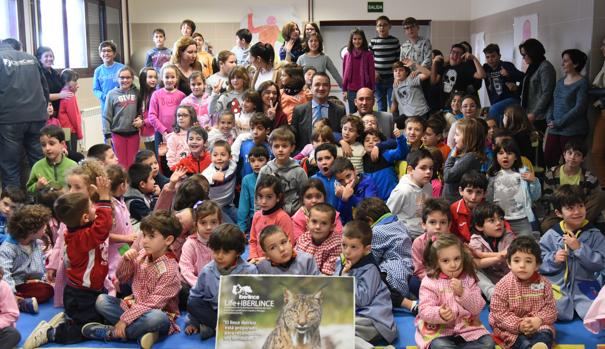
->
[250, 42, 276, 90]
[171, 36, 203, 95]
[279, 21, 304, 63]
[257, 81, 288, 129]
[36, 46, 73, 116]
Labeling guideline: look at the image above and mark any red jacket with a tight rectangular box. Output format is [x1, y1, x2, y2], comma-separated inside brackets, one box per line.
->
[450, 199, 472, 243]
[64, 201, 112, 291]
[171, 151, 211, 174]
[58, 88, 83, 139]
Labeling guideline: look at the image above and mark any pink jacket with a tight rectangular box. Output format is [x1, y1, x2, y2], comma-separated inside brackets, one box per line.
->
[249, 209, 294, 259]
[468, 229, 516, 284]
[108, 197, 132, 279]
[148, 88, 186, 135]
[180, 94, 211, 128]
[585, 286, 605, 334]
[140, 109, 155, 138]
[291, 207, 343, 243]
[48, 223, 67, 307]
[412, 233, 430, 278]
[179, 234, 213, 287]
[166, 130, 189, 168]
[0, 280, 19, 328]
[416, 274, 489, 349]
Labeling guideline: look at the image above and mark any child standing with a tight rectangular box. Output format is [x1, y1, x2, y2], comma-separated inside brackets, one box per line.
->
[237, 146, 269, 233]
[387, 149, 434, 239]
[134, 67, 159, 152]
[450, 171, 488, 243]
[370, 16, 400, 112]
[0, 272, 20, 348]
[469, 202, 516, 301]
[236, 90, 261, 133]
[415, 234, 494, 349]
[103, 66, 140, 168]
[0, 205, 52, 313]
[145, 28, 172, 72]
[180, 72, 211, 128]
[23, 178, 113, 348]
[443, 117, 485, 202]
[207, 112, 237, 145]
[166, 105, 198, 169]
[186, 224, 257, 339]
[248, 175, 294, 262]
[0, 187, 26, 243]
[279, 64, 310, 123]
[257, 225, 319, 275]
[296, 203, 342, 275]
[257, 127, 308, 215]
[58, 69, 83, 154]
[93, 41, 124, 117]
[291, 179, 343, 242]
[540, 184, 605, 320]
[336, 220, 398, 348]
[81, 211, 182, 348]
[148, 64, 187, 150]
[172, 126, 211, 174]
[332, 157, 378, 223]
[487, 139, 540, 237]
[339, 115, 365, 174]
[490, 236, 557, 349]
[27, 125, 78, 193]
[208, 66, 250, 118]
[390, 59, 430, 125]
[342, 28, 375, 113]
[296, 33, 343, 87]
[202, 140, 238, 221]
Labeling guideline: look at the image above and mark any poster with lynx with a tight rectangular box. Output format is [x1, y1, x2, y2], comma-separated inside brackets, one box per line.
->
[216, 275, 355, 349]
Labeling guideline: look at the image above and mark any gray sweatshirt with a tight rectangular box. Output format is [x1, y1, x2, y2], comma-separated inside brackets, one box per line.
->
[296, 53, 343, 87]
[103, 86, 139, 136]
[257, 158, 309, 215]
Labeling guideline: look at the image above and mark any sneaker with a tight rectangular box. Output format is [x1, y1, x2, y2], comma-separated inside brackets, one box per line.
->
[18, 297, 38, 314]
[23, 321, 51, 349]
[81, 322, 112, 340]
[199, 324, 215, 340]
[140, 331, 159, 349]
[411, 301, 419, 316]
[48, 311, 65, 328]
[531, 343, 548, 349]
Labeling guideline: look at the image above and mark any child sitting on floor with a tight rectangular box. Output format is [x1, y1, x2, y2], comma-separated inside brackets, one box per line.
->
[296, 203, 342, 275]
[257, 225, 319, 275]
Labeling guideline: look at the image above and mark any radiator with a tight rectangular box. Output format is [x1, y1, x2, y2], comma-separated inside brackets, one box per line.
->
[81, 106, 105, 152]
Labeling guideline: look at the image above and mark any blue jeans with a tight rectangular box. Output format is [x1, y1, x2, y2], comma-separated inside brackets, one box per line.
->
[511, 330, 553, 349]
[0, 121, 45, 188]
[154, 131, 164, 156]
[187, 296, 217, 328]
[488, 97, 520, 126]
[346, 90, 357, 114]
[429, 334, 495, 349]
[375, 77, 394, 112]
[95, 294, 170, 340]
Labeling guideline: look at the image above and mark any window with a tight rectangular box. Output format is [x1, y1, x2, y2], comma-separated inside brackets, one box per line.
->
[0, 0, 25, 45]
[34, 0, 123, 76]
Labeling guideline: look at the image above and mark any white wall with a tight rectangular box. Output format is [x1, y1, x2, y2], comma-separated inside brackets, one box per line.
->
[469, 0, 541, 19]
[129, 0, 471, 22]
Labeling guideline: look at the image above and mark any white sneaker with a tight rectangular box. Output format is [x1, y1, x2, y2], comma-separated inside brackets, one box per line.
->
[140, 331, 159, 349]
[531, 343, 548, 349]
[23, 320, 51, 349]
[48, 311, 65, 328]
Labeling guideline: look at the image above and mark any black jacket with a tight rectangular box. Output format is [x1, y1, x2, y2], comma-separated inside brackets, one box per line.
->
[291, 100, 345, 152]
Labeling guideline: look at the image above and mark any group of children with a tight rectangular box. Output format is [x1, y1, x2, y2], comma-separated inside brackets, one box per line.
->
[1, 13, 603, 349]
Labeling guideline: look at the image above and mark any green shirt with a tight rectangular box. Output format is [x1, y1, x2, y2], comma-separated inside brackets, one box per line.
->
[26, 155, 77, 193]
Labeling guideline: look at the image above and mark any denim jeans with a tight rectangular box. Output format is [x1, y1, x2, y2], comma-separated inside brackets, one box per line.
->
[346, 90, 358, 114]
[429, 334, 495, 349]
[511, 330, 553, 349]
[187, 296, 217, 328]
[487, 97, 520, 126]
[95, 293, 170, 340]
[0, 121, 45, 188]
[375, 77, 394, 112]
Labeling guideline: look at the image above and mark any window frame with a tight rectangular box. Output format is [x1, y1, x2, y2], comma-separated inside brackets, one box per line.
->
[32, 0, 124, 78]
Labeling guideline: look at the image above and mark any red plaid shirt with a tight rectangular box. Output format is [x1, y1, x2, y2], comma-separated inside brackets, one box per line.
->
[296, 231, 342, 275]
[489, 271, 557, 348]
[116, 250, 181, 334]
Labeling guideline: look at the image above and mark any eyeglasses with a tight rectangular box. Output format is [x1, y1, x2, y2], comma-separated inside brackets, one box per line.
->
[176, 113, 191, 117]
[520, 52, 527, 57]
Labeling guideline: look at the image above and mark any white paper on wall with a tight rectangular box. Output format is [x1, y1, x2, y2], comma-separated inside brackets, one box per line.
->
[471, 31, 489, 107]
[513, 14, 538, 71]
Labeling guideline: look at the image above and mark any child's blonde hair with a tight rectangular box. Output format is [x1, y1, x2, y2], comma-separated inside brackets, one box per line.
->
[159, 63, 179, 87]
[269, 126, 295, 146]
[67, 160, 107, 201]
[423, 234, 477, 280]
[455, 118, 485, 160]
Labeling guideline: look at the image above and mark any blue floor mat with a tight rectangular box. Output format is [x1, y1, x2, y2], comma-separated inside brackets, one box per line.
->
[17, 303, 605, 348]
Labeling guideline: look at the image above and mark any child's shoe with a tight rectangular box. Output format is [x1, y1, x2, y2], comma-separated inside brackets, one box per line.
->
[18, 297, 38, 314]
[199, 324, 215, 340]
[48, 311, 65, 328]
[23, 320, 51, 349]
[81, 322, 112, 340]
[411, 301, 419, 315]
[140, 331, 159, 349]
[531, 343, 548, 349]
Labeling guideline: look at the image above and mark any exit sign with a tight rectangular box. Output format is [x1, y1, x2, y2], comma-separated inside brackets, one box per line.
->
[368, 1, 383, 12]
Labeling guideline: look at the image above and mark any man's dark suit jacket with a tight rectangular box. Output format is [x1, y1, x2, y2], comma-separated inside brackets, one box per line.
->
[291, 101, 346, 152]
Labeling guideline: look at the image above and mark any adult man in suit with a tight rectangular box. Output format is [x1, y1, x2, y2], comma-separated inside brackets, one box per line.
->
[292, 72, 345, 152]
[353, 87, 394, 137]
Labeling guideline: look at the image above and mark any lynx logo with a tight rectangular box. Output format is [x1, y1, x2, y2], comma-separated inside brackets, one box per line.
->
[232, 284, 260, 300]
